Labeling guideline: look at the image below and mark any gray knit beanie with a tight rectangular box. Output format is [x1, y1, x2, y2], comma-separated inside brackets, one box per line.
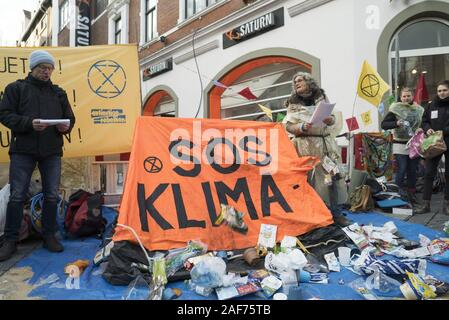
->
[29, 50, 55, 70]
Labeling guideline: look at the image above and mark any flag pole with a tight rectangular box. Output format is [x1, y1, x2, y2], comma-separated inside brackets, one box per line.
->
[346, 92, 358, 188]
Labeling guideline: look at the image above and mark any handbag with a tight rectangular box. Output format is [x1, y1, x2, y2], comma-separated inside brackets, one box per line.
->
[421, 131, 447, 159]
[406, 131, 425, 159]
[349, 185, 374, 212]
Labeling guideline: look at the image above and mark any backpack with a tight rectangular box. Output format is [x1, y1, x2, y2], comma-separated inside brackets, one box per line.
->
[349, 185, 374, 212]
[64, 189, 106, 237]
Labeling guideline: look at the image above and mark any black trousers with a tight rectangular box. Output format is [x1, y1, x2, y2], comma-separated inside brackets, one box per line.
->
[423, 149, 449, 201]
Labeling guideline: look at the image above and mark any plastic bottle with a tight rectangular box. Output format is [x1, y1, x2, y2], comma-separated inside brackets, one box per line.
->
[188, 280, 213, 297]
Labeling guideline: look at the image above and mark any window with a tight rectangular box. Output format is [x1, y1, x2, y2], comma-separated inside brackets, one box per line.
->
[390, 19, 449, 103]
[95, 0, 108, 18]
[145, 0, 157, 42]
[153, 95, 176, 117]
[185, 0, 218, 19]
[220, 62, 309, 121]
[59, 0, 69, 31]
[114, 16, 122, 44]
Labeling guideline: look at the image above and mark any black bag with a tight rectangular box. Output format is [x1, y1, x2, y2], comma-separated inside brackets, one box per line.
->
[64, 189, 106, 238]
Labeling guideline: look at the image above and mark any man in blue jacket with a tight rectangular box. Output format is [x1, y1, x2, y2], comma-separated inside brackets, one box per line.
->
[0, 50, 75, 261]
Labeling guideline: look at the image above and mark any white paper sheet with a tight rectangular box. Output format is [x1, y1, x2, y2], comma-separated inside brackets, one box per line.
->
[310, 102, 335, 127]
[39, 119, 70, 126]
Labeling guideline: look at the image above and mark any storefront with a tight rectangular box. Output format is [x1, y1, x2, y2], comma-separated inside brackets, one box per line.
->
[140, 0, 449, 134]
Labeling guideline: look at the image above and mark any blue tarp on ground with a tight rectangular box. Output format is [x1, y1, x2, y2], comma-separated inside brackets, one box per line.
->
[14, 208, 449, 300]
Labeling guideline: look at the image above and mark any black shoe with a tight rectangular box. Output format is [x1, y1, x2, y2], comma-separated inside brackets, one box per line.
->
[0, 240, 17, 262]
[333, 215, 352, 227]
[43, 235, 64, 253]
[414, 200, 430, 214]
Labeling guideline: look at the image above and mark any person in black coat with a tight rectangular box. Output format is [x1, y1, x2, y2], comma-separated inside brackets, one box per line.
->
[415, 80, 449, 214]
[0, 50, 75, 261]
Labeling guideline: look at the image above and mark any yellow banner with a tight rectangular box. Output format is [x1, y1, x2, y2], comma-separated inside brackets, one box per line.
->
[360, 110, 372, 126]
[357, 60, 390, 107]
[0, 45, 141, 162]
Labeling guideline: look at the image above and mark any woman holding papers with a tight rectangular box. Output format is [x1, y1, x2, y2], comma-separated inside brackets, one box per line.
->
[283, 72, 349, 226]
[381, 87, 424, 206]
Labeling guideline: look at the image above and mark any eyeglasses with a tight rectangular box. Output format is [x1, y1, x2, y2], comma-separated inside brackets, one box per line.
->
[37, 64, 54, 71]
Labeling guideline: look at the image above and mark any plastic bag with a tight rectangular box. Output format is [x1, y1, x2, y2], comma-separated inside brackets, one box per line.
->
[0, 183, 10, 237]
[123, 275, 151, 300]
[406, 131, 424, 159]
[421, 131, 447, 159]
[165, 240, 207, 277]
[365, 266, 402, 296]
[190, 257, 226, 289]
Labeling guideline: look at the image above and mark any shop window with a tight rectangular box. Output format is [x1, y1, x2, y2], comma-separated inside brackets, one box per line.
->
[153, 95, 176, 117]
[143, 90, 177, 117]
[220, 62, 309, 121]
[390, 19, 449, 102]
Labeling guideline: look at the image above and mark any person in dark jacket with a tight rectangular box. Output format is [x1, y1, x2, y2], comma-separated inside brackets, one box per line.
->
[0, 50, 75, 261]
[415, 80, 449, 214]
[381, 87, 424, 205]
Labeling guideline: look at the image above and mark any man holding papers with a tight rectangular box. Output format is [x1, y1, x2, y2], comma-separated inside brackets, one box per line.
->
[0, 50, 75, 261]
[283, 72, 349, 226]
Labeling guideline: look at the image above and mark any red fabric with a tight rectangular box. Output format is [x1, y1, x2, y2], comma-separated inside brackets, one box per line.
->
[238, 87, 258, 100]
[354, 134, 364, 170]
[413, 73, 429, 105]
[346, 117, 359, 131]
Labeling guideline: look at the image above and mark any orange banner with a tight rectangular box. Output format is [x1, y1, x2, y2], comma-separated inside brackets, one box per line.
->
[113, 117, 333, 251]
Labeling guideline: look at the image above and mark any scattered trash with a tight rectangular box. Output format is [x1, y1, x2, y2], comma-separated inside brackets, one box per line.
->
[215, 204, 248, 234]
[190, 257, 226, 289]
[324, 252, 340, 272]
[428, 238, 449, 266]
[215, 281, 261, 300]
[338, 279, 345, 285]
[188, 281, 214, 297]
[184, 252, 215, 271]
[280, 235, 297, 252]
[272, 292, 288, 300]
[444, 222, 449, 235]
[348, 278, 379, 300]
[260, 275, 283, 297]
[93, 241, 114, 266]
[400, 272, 437, 300]
[162, 287, 182, 300]
[165, 240, 207, 277]
[342, 223, 369, 250]
[123, 275, 151, 300]
[222, 273, 247, 287]
[243, 247, 261, 266]
[352, 250, 427, 278]
[257, 224, 277, 249]
[279, 270, 298, 286]
[247, 269, 270, 283]
[308, 273, 329, 284]
[35, 273, 60, 287]
[365, 266, 402, 294]
[338, 247, 352, 266]
[64, 260, 89, 276]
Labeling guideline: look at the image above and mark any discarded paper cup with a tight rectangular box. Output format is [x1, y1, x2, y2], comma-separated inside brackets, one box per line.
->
[337, 247, 351, 266]
[273, 293, 288, 300]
